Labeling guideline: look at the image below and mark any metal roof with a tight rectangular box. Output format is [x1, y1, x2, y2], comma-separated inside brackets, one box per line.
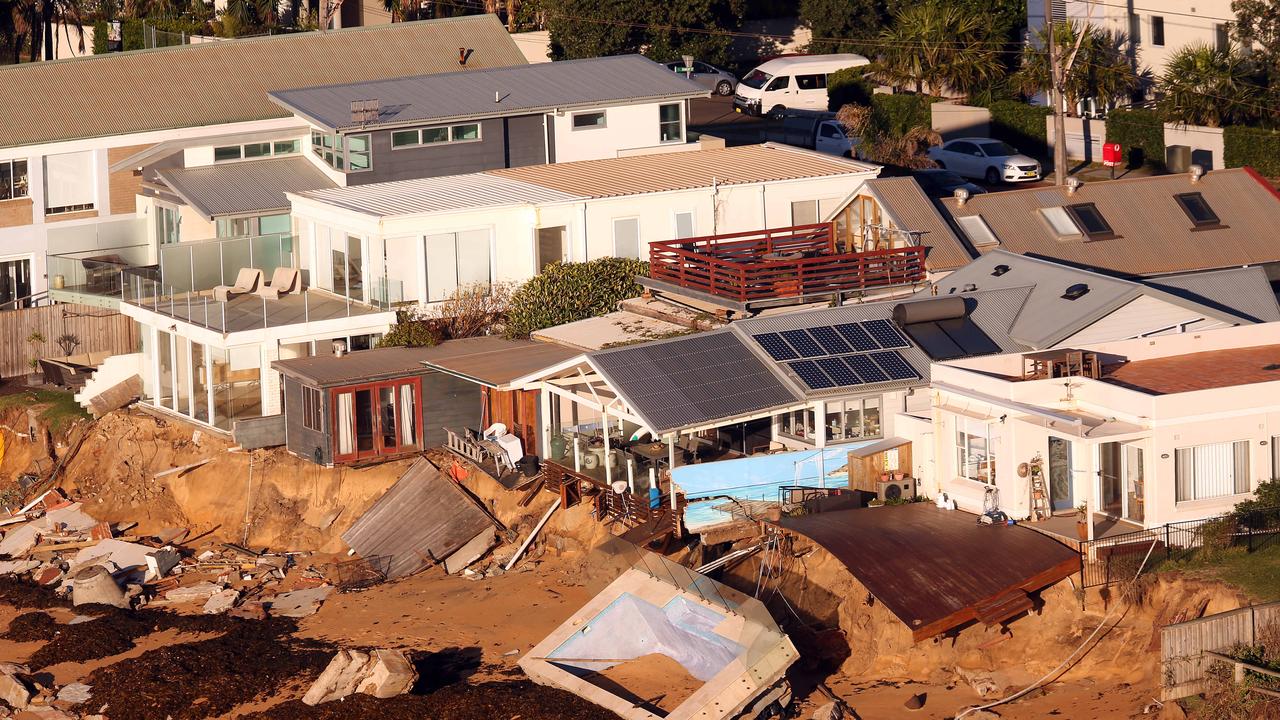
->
[272, 346, 442, 387]
[940, 168, 1280, 276]
[861, 177, 973, 271]
[0, 16, 526, 149]
[589, 329, 801, 434]
[269, 54, 707, 132]
[930, 250, 1265, 348]
[486, 143, 878, 199]
[292, 171, 584, 218]
[157, 157, 335, 219]
[1144, 266, 1280, 324]
[416, 336, 581, 388]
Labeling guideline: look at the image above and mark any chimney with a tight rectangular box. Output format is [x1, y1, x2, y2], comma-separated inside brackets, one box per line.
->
[1190, 164, 1205, 183]
[953, 187, 970, 207]
[458, 47, 473, 66]
[1066, 177, 1083, 195]
[332, 340, 347, 357]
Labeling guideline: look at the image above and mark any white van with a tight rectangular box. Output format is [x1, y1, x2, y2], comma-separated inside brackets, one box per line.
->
[733, 54, 871, 118]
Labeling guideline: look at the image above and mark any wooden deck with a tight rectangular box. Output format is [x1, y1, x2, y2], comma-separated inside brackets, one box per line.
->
[774, 504, 1081, 642]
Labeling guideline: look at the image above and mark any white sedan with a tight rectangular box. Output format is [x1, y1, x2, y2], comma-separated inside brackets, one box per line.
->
[927, 138, 1042, 184]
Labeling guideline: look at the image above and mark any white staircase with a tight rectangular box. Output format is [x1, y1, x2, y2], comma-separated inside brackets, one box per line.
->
[75, 352, 145, 415]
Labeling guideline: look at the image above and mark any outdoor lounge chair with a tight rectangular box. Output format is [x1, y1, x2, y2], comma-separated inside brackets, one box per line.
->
[213, 268, 264, 302]
[253, 267, 301, 300]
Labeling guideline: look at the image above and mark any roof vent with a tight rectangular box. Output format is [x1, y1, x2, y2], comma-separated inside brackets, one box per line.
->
[954, 187, 971, 207]
[1190, 164, 1205, 183]
[350, 99, 380, 126]
[991, 264, 1011, 277]
[1066, 177, 1083, 195]
[332, 340, 347, 357]
[1062, 283, 1090, 300]
[962, 283, 978, 292]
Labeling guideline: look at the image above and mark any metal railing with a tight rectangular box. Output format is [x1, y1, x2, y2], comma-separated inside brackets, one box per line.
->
[1079, 505, 1280, 588]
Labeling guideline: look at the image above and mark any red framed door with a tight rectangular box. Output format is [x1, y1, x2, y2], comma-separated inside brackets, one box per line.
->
[331, 378, 423, 464]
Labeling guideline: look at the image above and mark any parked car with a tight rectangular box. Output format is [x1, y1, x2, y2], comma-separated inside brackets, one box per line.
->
[664, 60, 737, 96]
[767, 113, 862, 158]
[926, 138, 1042, 184]
[733, 54, 871, 118]
[910, 168, 986, 199]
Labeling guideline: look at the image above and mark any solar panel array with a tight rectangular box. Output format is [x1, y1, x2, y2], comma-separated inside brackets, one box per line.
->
[751, 320, 920, 392]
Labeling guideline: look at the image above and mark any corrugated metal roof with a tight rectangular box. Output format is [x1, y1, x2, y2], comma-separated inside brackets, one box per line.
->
[1145, 266, 1280, 323]
[416, 336, 581, 387]
[157, 157, 335, 219]
[272, 346, 441, 387]
[862, 177, 973, 271]
[486, 143, 878, 199]
[589, 329, 802, 434]
[270, 54, 706, 131]
[0, 16, 526, 149]
[293, 172, 583, 217]
[940, 168, 1280, 276]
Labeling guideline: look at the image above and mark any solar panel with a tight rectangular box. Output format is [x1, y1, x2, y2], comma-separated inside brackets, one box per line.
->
[789, 360, 835, 390]
[780, 329, 824, 358]
[936, 318, 1002, 356]
[753, 332, 799, 361]
[816, 357, 861, 386]
[834, 323, 878, 352]
[807, 326, 852, 355]
[870, 351, 920, 381]
[903, 321, 966, 361]
[863, 319, 910, 349]
[846, 354, 888, 384]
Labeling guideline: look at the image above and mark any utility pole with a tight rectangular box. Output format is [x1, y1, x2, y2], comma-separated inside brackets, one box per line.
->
[1048, 12, 1067, 186]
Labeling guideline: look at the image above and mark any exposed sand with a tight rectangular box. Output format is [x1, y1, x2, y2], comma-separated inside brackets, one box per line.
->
[589, 653, 703, 714]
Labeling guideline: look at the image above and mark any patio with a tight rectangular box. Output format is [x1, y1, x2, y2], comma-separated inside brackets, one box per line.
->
[125, 287, 386, 333]
[1027, 513, 1144, 549]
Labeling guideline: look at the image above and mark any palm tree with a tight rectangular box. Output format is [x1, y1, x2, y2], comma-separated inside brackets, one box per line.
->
[1016, 20, 1148, 114]
[868, 1, 1002, 99]
[1156, 43, 1260, 127]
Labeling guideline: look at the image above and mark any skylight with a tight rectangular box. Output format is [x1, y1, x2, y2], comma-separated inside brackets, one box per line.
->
[1064, 203, 1115, 240]
[1175, 192, 1221, 228]
[1039, 206, 1079, 237]
[956, 215, 999, 247]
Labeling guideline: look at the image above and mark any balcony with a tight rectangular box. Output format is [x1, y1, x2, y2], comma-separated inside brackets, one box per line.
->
[641, 222, 927, 313]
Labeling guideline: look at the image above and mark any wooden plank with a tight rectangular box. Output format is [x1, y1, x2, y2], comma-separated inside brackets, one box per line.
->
[0, 303, 139, 379]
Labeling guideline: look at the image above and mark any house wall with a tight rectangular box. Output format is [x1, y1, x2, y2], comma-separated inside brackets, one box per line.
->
[345, 114, 547, 186]
[1056, 295, 1233, 347]
[283, 375, 332, 465]
[424, 371, 483, 450]
[550, 101, 691, 162]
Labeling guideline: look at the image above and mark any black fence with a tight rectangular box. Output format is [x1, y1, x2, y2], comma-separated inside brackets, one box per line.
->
[1079, 506, 1280, 588]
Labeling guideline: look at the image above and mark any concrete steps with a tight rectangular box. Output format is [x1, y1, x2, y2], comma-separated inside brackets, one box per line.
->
[75, 352, 144, 416]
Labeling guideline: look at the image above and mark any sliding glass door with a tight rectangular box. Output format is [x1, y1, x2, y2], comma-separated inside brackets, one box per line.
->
[1048, 437, 1073, 512]
[1100, 441, 1144, 522]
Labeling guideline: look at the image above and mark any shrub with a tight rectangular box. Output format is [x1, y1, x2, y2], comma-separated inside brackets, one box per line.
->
[92, 21, 109, 55]
[1106, 108, 1165, 170]
[505, 257, 649, 339]
[121, 19, 144, 51]
[826, 67, 874, 112]
[987, 100, 1051, 156]
[869, 93, 935, 138]
[378, 311, 444, 348]
[1224, 125, 1280, 177]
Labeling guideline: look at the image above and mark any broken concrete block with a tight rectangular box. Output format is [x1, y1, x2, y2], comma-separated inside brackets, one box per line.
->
[144, 549, 180, 581]
[228, 601, 267, 621]
[55, 683, 91, 705]
[265, 585, 333, 618]
[811, 702, 843, 720]
[70, 566, 127, 609]
[0, 672, 31, 709]
[164, 581, 222, 603]
[0, 560, 39, 576]
[302, 650, 373, 706]
[443, 527, 497, 575]
[202, 589, 240, 615]
[355, 650, 417, 699]
[157, 528, 189, 545]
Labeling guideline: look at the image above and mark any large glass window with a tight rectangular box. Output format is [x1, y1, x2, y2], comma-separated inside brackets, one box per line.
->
[425, 229, 491, 302]
[390, 123, 480, 148]
[331, 234, 364, 302]
[215, 140, 300, 163]
[956, 418, 994, 484]
[573, 111, 607, 129]
[212, 346, 261, 431]
[302, 386, 323, 432]
[659, 103, 684, 143]
[780, 409, 816, 440]
[156, 205, 181, 245]
[44, 151, 95, 214]
[0, 159, 29, 200]
[1175, 440, 1250, 502]
[347, 134, 372, 171]
[612, 218, 640, 259]
[824, 397, 881, 443]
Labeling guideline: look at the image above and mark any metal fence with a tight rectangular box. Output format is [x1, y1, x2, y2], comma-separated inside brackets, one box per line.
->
[1080, 506, 1280, 588]
[1161, 601, 1280, 700]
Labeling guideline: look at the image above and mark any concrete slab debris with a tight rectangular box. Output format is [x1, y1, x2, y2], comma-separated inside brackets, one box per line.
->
[156, 527, 189, 544]
[265, 585, 333, 618]
[164, 581, 223, 603]
[202, 589, 240, 615]
[302, 650, 374, 706]
[228, 601, 267, 621]
[0, 560, 40, 575]
[56, 682, 92, 705]
[443, 527, 497, 575]
[145, 548, 180, 581]
[0, 670, 31, 709]
[68, 539, 156, 584]
[355, 650, 418, 699]
[71, 566, 128, 609]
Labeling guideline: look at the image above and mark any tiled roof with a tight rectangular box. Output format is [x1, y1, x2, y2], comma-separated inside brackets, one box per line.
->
[157, 157, 334, 218]
[0, 16, 526, 149]
[861, 176, 973, 271]
[270, 54, 706, 132]
[940, 168, 1280, 276]
[1102, 345, 1280, 394]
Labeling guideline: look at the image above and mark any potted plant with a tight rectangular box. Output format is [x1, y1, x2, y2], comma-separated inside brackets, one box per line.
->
[25, 332, 45, 386]
[1076, 503, 1090, 541]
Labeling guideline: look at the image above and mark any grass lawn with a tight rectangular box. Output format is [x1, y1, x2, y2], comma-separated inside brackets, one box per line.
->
[1154, 540, 1280, 602]
[0, 389, 90, 433]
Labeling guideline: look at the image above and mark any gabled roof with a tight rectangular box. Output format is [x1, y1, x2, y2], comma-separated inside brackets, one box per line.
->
[939, 168, 1280, 276]
[293, 172, 583, 218]
[270, 54, 706, 132]
[859, 177, 973, 271]
[0, 16, 526, 149]
[1144, 266, 1280, 324]
[157, 157, 335, 219]
[928, 250, 1262, 348]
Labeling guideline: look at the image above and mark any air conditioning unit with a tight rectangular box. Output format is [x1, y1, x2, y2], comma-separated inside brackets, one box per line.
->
[877, 475, 916, 502]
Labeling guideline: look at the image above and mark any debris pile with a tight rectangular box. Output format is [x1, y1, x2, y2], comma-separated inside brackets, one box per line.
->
[302, 648, 418, 705]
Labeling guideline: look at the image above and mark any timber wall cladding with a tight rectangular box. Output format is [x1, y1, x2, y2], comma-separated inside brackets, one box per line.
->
[0, 303, 140, 379]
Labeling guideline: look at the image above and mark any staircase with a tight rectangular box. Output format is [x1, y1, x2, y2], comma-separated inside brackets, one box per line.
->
[75, 352, 144, 416]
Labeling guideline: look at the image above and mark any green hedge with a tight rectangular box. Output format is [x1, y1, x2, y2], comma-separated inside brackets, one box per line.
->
[92, 21, 109, 55]
[987, 100, 1050, 156]
[505, 257, 649, 339]
[1224, 125, 1280, 177]
[826, 67, 873, 112]
[1105, 109, 1165, 170]
[121, 19, 144, 51]
[869, 94, 935, 137]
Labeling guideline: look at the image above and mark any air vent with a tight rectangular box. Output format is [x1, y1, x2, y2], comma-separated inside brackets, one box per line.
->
[1062, 283, 1090, 300]
[991, 264, 1011, 277]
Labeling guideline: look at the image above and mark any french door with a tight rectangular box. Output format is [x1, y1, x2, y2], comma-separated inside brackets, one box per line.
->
[332, 378, 421, 463]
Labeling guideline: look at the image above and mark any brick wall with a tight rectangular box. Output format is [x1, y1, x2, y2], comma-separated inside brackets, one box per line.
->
[107, 144, 152, 216]
[0, 198, 33, 228]
[45, 209, 99, 223]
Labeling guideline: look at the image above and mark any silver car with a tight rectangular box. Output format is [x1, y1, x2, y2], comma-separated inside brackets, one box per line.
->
[664, 60, 737, 96]
[926, 138, 1042, 184]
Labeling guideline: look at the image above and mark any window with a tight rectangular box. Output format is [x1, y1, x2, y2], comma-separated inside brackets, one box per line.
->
[1151, 16, 1165, 46]
[572, 111, 607, 129]
[537, 226, 567, 270]
[791, 200, 818, 225]
[956, 215, 999, 247]
[956, 418, 996, 483]
[613, 217, 640, 259]
[0, 159, 29, 200]
[978, 141, 1018, 157]
[1175, 192, 1221, 228]
[214, 140, 299, 162]
[1176, 440, 1250, 501]
[301, 386, 323, 431]
[451, 124, 479, 141]
[347, 134, 371, 172]
[44, 151, 95, 214]
[390, 123, 480, 149]
[422, 127, 450, 143]
[947, 141, 980, 156]
[740, 69, 771, 90]
[425, 229, 491, 302]
[795, 73, 826, 90]
[824, 397, 881, 442]
[659, 103, 684, 143]
[156, 205, 181, 245]
[1216, 23, 1230, 52]
[216, 216, 256, 238]
[766, 76, 789, 91]
[213, 145, 242, 162]
[274, 140, 301, 155]
[1064, 203, 1115, 240]
[674, 211, 694, 239]
[780, 409, 816, 440]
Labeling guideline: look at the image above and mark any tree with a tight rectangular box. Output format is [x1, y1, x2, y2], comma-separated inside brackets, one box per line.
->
[868, 1, 1001, 98]
[1233, 0, 1280, 125]
[545, 0, 641, 59]
[799, 0, 880, 54]
[836, 102, 940, 170]
[643, 0, 740, 67]
[544, 0, 740, 66]
[1157, 43, 1260, 128]
[1015, 20, 1147, 114]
